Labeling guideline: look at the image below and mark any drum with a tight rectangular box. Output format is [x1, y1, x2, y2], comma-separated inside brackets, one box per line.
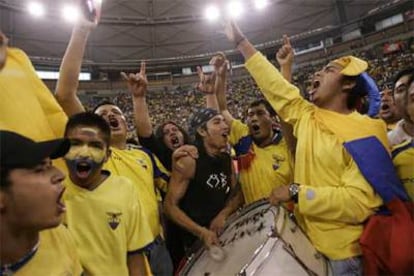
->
[178, 200, 329, 276]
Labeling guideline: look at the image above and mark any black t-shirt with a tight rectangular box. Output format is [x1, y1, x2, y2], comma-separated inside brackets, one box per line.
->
[179, 144, 232, 238]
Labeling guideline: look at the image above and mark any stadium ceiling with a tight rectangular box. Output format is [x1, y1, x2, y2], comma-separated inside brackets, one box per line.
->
[0, 0, 408, 69]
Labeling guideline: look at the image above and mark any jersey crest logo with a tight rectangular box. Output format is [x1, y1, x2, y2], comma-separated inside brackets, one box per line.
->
[136, 158, 148, 169]
[106, 212, 122, 230]
[272, 153, 285, 170]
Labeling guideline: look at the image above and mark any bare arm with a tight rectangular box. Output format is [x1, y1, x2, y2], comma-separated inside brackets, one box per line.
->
[55, 6, 101, 116]
[127, 253, 148, 276]
[224, 20, 257, 61]
[163, 154, 219, 247]
[121, 62, 153, 138]
[196, 66, 219, 110]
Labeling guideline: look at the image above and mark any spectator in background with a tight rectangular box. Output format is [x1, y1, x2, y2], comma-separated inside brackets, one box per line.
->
[388, 68, 414, 147]
[0, 130, 82, 275]
[122, 62, 191, 172]
[379, 87, 401, 130]
[390, 69, 414, 200]
[62, 112, 152, 275]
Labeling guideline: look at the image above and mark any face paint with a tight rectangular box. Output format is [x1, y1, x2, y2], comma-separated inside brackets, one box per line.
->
[65, 144, 105, 163]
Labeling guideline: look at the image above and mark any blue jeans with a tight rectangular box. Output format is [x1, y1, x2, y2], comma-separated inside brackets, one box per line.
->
[329, 256, 363, 276]
[145, 236, 174, 276]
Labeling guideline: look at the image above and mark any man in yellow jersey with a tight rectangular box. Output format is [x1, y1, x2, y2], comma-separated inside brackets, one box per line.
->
[390, 69, 414, 200]
[208, 53, 293, 206]
[62, 112, 153, 275]
[223, 21, 389, 275]
[0, 130, 82, 276]
[54, 10, 174, 275]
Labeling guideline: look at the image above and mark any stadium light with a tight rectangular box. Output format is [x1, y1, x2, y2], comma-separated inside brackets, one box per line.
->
[254, 0, 268, 10]
[62, 4, 80, 23]
[227, 1, 244, 19]
[205, 5, 220, 21]
[27, 2, 45, 17]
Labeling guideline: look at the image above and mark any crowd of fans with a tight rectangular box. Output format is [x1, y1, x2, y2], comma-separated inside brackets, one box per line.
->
[81, 39, 414, 139]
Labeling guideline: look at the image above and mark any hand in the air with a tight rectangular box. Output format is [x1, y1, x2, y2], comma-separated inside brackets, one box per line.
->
[210, 52, 229, 79]
[75, 0, 101, 31]
[224, 20, 245, 45]
[196, 66, 215, 94]
[276, 35, 294, 67]
[121, 61, 148, 98]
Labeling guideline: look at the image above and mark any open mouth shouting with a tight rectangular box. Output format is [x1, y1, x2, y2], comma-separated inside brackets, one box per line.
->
[57, 187, 66, 213]
[308, 80, 320, 102]
[108, 117, 120, 130]
[169, 135, 182, 149]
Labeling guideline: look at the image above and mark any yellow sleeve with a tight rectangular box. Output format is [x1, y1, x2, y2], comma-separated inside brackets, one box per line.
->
[229, 119, 249, 145]
[126, 184, 154, 252]
[297, 158, 383, 223]
[244, 52, 313, 126]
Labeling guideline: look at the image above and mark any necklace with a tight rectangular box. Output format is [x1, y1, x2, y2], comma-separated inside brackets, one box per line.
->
[1, 241, 40, 276]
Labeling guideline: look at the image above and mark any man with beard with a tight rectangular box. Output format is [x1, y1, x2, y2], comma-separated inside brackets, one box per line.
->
[379, 87, 401, 130]
[390, 69, 414, 200]
[223, 21, 391, 275]
[0, 130, 82, 275]
[388, 68, 414, 147]
[123, 61, 190, 172]
[54, 15, 174, 276]
[164, 108, 240, 267]
[63, 112, 152, 275]
[210, 52, 294, 206]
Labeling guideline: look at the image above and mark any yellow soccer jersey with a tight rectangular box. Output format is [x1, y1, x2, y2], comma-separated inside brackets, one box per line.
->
[392, 140, 414, 201]
[0, 48, 68, 173]
[245, 52, 384, 260]
[229, 119, 293, 204]
[104, 144, 169, 237]
[0, 48, 67, 141]
[14, 225, 82, 276]
[63, 172, 153, 275]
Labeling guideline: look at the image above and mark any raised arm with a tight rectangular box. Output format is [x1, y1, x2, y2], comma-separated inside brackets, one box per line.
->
[55, 4, 100, 116]
[276, 35, 297, 155]
[163, 153, 219, 248]
[121, 61, 153, 138]
[197, 65, 219, 110]
[223, 20, 312, 126]
[213, 54, 235, 127]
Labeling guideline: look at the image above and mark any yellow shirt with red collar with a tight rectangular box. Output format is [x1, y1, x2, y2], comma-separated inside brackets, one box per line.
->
[245, 52, 385, 260]
[229, 119, 293, 204]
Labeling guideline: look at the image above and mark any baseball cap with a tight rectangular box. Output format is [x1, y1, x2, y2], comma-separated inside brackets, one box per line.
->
[332, 56, 380, 116]
[331, 56, 368, 76]
[0, 130, 70, 169]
